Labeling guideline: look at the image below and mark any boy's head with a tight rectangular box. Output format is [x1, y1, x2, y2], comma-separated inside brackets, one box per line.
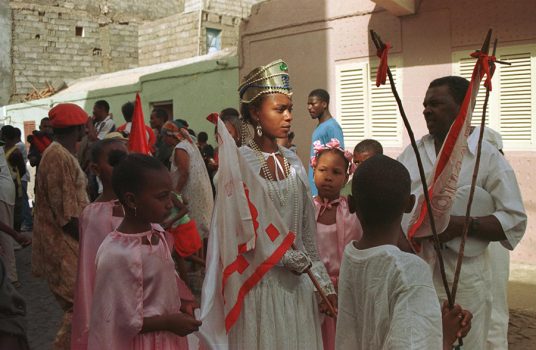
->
[349, 155, 414, 228]
[353, 139, 383, 167]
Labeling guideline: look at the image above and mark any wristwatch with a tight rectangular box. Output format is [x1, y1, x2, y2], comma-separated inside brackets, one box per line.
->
[469, 217, 480, 236]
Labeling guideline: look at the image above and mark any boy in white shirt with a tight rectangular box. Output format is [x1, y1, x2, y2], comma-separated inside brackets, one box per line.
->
[336, 155, 472, 350]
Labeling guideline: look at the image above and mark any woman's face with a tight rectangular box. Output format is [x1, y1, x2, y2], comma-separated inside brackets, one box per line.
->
[252, 94, 293, 139]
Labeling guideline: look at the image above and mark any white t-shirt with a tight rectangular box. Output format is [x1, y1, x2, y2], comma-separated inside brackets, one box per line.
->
[336, 243, 442, 350]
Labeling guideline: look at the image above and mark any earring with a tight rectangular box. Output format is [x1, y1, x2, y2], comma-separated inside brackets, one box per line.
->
[256, 125, 263, 137]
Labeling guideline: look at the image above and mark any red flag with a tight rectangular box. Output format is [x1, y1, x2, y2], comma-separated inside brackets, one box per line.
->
[129, 92, 150, 154]
[375, 42, 391, 87]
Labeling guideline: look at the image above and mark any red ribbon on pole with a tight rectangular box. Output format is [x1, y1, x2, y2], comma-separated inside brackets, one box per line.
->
[375, 42, 392, 87]
[470, 51, 496, 90]
[129, 92, 150, 154]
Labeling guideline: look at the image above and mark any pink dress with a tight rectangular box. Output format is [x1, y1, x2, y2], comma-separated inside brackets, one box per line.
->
[314, 196, 362, 350]
[88, 227, 190, 350]
[72, 201, 123, 350]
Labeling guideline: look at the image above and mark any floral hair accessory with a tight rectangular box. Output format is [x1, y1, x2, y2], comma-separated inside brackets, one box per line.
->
[310, 138, 357, 175]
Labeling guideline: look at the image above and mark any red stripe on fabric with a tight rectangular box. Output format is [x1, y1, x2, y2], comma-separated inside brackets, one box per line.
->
[238, 184, 260, 254]
[224, 232, 296, 332]
[222, 255, 250, 289]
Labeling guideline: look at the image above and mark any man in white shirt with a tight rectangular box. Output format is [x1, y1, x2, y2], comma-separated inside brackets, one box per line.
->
[92, 100, 115, 139]
[398, 76, 527, 349]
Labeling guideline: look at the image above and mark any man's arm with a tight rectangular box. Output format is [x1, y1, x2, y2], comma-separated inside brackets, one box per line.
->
[437, 215, 506, 243]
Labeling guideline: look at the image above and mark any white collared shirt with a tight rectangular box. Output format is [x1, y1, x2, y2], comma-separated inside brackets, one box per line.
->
[95, 115, 116, 140]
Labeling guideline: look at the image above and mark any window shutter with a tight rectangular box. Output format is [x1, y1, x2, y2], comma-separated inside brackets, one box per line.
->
[498, 52, 533, 144]
[369, 62, 401, 145]
[456, 56, 489, 127]
[336, 65, 367, 147]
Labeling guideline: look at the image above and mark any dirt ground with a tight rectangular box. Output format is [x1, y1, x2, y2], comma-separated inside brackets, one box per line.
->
[507, 263, 536, 349]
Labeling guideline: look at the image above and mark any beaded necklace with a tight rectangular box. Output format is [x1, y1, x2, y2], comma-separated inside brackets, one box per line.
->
[248, 139, 299, 234]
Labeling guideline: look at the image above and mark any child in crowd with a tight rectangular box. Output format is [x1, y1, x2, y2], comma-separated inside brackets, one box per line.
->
[341, 138, 383, 197]
[71, 138, 129, 349]
[88, 153, 201, 349]
[336, 155, 472, 350]
[311, 138, 362, 350]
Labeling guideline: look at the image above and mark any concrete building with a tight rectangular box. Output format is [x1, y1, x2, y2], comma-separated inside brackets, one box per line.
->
[1, 0, 262, 105]
[239, 0, 536, 264]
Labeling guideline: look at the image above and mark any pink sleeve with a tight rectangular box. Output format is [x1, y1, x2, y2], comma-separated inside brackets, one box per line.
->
[88, 236, 144, 350]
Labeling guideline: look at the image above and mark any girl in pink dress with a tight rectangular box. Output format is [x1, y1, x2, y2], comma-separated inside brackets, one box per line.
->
[72, 138, 128, 350]
[87, 152, 201, 349]
[311, 138, 363, 350]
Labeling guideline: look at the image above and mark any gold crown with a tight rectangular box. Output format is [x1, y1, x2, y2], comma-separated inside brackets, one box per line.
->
[238, 59, 292, 104]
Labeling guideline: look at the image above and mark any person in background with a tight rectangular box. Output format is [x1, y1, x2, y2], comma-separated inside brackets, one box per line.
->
[307, 89, 345, 196]
[28, 117, 53, 169]
[0, 142, 24, 287]
[150, 108, 172, 169]
[1, 126, 26, 233]
[12, 128, 32, 232]
[0, 258, 30, 350]
[92, 100, 115, 140]
[33, 103, 89, 349]
[353, 139, 383, 167]
[116, 101, 156, 153]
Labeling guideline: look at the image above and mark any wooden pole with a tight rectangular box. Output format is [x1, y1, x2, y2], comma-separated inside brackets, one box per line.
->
[451, 36, 498, 301]
[370, 30, 454, 306]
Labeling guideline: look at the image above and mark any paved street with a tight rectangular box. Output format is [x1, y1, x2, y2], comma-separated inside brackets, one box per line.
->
[16, 245, 62, 350]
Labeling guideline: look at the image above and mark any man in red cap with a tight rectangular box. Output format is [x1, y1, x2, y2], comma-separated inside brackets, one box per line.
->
[33, 103, 89, 349]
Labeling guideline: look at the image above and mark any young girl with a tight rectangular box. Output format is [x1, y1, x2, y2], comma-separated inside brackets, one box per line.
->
[71, 138, 128, 350]
[87, 153, 201, 349]
[311, 138, 362, 350]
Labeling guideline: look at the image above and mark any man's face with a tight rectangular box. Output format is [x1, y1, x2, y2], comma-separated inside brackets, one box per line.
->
[150, 112, 164, 130]
[92, 104, 106, 121]
[307, 96, 327, 119]
[353, 150, 374, 167]
[422, 85, 460, 140]
[40, 119, 53, 135]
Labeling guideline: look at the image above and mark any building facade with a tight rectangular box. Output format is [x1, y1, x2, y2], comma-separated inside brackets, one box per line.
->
[239, 0, 536, 264]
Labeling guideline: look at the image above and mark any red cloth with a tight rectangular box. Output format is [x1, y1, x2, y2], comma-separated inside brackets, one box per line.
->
[168, 219, 202, 257]
[206, 112, 219, 125]
[29, 132, 52, 153]
[375, 42, 391, 87]
[48, 103, 88, 128]
[117, 123, 156, 153]
[128, 93, 150, 154]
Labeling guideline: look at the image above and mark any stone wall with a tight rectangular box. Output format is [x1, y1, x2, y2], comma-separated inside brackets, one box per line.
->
[199, 11, 241, 55]
[8, 0, 184, 103]
[0, 1, 12, 106]
[138, 11, 200, 67]
[185, 0, 264, 19]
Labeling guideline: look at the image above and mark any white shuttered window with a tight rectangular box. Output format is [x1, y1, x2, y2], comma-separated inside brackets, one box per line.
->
[453, 45, 536, 150]
[335, 60, 402, 148]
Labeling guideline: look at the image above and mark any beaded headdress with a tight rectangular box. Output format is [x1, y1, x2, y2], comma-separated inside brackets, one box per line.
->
[311, 138, 357, 175]
[238, 59, 292, 104]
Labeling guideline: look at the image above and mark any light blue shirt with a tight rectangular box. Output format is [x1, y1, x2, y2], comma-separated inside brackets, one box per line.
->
[309, 118, 345, 196]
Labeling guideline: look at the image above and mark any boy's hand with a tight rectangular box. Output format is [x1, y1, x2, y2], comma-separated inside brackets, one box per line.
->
[319, 293, 338, 318]
[166, 313, 202, 337]
[441, 301, 472, 348]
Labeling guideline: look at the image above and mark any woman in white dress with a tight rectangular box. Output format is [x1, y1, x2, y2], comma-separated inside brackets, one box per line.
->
[162, 120, 214, 240]
[202, 60, 336, 350]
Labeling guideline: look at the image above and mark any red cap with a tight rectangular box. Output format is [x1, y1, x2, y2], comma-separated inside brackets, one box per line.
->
[48, 103, 88, 128]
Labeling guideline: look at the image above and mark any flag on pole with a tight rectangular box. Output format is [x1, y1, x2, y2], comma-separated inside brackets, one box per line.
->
[406, 50, 495, 249]
[197, 117, 296, 348]
[129, 92, 150, 154]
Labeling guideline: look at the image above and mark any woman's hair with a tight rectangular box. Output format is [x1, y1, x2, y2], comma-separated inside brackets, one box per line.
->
[90, 138, 126, 163]
[110, 153, 166, 204]
[240, 95, 266, 124]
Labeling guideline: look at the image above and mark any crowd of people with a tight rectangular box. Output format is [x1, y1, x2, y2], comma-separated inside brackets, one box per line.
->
[0, 59, 527, 350]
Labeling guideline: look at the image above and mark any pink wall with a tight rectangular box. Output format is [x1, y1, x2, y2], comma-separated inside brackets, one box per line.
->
[240, 0, 536, 264]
